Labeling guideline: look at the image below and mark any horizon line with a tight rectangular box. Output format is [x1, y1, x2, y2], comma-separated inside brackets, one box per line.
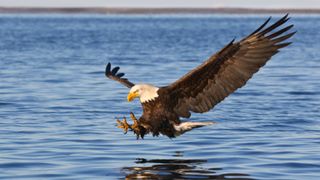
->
[0, 7, 319, 14]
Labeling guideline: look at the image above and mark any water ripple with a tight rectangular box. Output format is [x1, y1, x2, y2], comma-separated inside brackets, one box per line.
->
[0, 14, 319, 180]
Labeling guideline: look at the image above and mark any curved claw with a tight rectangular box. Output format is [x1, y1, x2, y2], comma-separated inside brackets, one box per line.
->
[130, 112, 139, 130]
[116, 117, 130, 134]
[116, 113, 146, 139]
[130, 112, 137, 120]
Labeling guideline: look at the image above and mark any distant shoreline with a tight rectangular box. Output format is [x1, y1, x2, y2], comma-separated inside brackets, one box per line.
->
[0, 7, 319, 14]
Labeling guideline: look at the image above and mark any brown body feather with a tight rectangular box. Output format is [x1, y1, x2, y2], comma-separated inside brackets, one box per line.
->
[138, 88, 181, 138]
[106, 15, 295, 138]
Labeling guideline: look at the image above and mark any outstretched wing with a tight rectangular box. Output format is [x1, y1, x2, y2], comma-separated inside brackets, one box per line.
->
[164, 14, 295, 118]
[105, 62, 135, 88]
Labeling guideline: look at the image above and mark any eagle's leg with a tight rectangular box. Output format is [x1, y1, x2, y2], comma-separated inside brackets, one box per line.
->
[116, 117, 130, 134]
[116, 113, 144, 139]
[130, 112, 143, 139]
[130, 112, 139, 128]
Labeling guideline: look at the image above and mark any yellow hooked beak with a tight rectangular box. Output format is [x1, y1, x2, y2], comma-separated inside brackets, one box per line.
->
[127, 91, 139, 102]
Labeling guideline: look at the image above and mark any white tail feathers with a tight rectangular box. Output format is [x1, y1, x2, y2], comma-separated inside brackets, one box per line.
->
[174, 121, 215, 136]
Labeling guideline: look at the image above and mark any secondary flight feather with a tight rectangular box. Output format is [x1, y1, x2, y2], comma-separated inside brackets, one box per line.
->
[105, 14, 295, 139]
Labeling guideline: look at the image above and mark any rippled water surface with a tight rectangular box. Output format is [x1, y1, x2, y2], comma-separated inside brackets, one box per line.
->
[0, 14, 319, 180]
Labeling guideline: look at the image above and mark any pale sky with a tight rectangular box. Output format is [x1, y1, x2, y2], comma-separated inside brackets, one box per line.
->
[0, 0, 319, 9]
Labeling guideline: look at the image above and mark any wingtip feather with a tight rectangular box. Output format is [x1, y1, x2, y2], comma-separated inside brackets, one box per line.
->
[248, 16, 271, 36]
[111, 66, 120, 75]
[275, 42, 292, 49]
[116, 72, 125, 78]
[105, 62, 111, 76]
[267, 24, 294, 39]
[258, 14, 291, 36]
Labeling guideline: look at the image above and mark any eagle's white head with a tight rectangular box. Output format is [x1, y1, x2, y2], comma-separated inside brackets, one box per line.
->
[127, 84, 159, 103]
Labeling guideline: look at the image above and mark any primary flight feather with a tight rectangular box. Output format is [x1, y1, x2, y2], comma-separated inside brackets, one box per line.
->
[105, 14, 295, 139]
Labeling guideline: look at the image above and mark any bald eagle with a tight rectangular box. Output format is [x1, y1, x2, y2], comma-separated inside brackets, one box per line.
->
[105, 15, 295, 139]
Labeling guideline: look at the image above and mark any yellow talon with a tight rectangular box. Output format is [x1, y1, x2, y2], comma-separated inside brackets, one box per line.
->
[116, 117, 130, 134]
[116, 112, 144, 139]
[130, 112, 139, 129]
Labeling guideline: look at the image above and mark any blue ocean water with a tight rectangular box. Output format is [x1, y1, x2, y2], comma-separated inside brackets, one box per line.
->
[0, 14, 319, 180]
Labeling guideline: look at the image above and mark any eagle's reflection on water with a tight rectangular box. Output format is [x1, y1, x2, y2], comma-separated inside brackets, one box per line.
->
[121, 152, 253, 180]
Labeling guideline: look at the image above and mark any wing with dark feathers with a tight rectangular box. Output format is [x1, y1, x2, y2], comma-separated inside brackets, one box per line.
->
[164, 14, 295, 118]
[105, 62, 135, 88]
